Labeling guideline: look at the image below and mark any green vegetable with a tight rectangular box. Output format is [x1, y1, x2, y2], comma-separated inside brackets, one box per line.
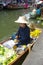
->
[0, 63, 3, 65]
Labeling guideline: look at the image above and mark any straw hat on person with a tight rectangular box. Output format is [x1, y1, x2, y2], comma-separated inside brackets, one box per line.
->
[32, 9, 36, 12]
[15, 16, 28, 24]
[32, 9, 36, 14]
[29, 22, 36, 31]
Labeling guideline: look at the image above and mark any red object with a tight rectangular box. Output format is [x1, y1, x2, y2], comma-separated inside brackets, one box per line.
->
[40, 0, 43, 1]
[24, 3, 28, 8]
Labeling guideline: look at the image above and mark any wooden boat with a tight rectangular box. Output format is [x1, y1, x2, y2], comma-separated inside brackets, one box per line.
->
[0, 38, 35, 65]
[0, 39, 39, 65]
[0, 28, 42, 65]
[5, 3, 31, 10]
[0, 4, 3, 10]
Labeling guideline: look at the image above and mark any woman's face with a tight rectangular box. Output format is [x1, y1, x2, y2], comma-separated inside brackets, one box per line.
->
[20, 23, 26, 28]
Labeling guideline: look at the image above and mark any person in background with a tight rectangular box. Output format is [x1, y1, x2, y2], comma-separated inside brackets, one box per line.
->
[30, 9, 36, 18]
[17, 0, 22, 3]
[29, 22, 36, 31]
[32, 9, 36, 14]
[36, 6, 41, 16]
[12, 16, 32, 46]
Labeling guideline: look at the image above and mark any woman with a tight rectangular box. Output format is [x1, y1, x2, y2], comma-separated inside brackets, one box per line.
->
[29, 22, 36, 31]
[36, 7, 41, 16]
[12, 16, 32, 46]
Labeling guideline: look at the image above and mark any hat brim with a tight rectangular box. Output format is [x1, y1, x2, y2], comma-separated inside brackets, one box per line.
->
[14, 16, 29, 24]
[15, 20, 28, 24]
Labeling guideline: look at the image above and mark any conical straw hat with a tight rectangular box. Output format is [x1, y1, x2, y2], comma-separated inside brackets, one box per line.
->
[15, 16, 29, 24]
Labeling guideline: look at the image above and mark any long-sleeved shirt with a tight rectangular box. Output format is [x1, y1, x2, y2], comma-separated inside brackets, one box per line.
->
[36, 9, 41, 15]
[16, 26, 30, 45]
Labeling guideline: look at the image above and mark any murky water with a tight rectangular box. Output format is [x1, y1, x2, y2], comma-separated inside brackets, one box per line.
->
[0, 9, 31, 41]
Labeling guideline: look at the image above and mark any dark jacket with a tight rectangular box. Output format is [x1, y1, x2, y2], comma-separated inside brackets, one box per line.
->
[16, 25, 30, 45]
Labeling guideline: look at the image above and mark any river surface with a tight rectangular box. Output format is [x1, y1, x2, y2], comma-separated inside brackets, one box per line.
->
[0, 9, 32, 41]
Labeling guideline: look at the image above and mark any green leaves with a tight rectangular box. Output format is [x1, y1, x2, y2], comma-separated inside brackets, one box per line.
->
[0, 45, 17, 65]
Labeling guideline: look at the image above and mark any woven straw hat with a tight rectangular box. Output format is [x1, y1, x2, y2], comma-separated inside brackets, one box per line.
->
[15, 16, 28, 24]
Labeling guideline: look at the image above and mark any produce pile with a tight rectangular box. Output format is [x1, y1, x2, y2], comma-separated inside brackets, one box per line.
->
[0, 45, 17, 65]
[30, 29, 41, 38]
[0, 44, 27, 65]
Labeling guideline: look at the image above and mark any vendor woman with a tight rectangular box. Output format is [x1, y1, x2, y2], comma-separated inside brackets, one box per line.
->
[12, 16, 31, 46]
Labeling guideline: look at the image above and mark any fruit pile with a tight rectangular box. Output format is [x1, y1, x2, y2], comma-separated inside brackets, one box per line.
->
[30, 29, 41, 38]
[0, 45, 17, 65]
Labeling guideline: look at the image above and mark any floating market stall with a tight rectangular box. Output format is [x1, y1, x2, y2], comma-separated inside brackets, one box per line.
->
[0, 28, 42, 65]
[5, 3, 32, 10]
[24, 9, 37, 20]
[36, 7, 43, 20]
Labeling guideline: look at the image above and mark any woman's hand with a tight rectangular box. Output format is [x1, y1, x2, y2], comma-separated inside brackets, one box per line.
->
[16, 36, 19, 39]
[14, 39, 19, 43]
[16, 35, 20, 39]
